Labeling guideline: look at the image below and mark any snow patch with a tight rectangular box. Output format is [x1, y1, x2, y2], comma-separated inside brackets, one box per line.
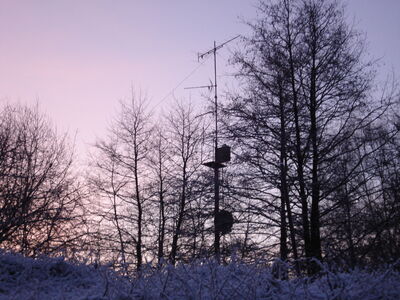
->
[0, 251, 399, 299]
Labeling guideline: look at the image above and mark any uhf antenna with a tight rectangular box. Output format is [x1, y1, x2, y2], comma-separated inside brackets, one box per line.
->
[187, 35, 239, 260]
[186, 35, 239, 151]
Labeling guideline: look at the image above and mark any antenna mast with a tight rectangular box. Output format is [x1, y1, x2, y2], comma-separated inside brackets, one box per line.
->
[196, 35, 238, 259]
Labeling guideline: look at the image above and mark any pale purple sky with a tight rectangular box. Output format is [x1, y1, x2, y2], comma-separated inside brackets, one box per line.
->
[0, 1, 399, 158]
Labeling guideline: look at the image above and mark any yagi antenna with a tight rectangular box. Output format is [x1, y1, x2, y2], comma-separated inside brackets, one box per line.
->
[197, 35, 240, 61]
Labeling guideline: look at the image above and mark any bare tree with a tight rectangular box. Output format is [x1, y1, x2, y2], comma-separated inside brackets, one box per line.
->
[225, 0, 397, 269]
[147, 125, 170, 264]
[90, 93, 153, 272]
[166, 100, 208, 264]
[0, 103, 85, 257]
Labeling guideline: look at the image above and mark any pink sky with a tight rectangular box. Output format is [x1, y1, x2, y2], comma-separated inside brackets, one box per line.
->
[0, 0, 399, 158]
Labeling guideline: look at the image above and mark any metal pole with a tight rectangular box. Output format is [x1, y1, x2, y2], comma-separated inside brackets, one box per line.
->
[213, 41, 221, 259]
[193, 36, 239, 261]
[214, 40, 218, 151]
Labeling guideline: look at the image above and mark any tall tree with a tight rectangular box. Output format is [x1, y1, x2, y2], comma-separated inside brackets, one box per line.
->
[91, 94, 153, 272]
[0, 103, 84, 257]
[147, 125, 170, 264]
[225, 0, 395, 266]
[166, 100, 208, 264]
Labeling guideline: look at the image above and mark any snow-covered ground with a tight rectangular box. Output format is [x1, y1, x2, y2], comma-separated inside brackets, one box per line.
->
[0, 251, 399, 300]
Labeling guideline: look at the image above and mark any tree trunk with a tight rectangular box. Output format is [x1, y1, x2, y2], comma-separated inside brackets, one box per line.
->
[134, 153, 142, 271]
[278, 80, 300, 272]
[278, 81, 288, 261]
[169, 166, 187, 264]
[284, 13, 312, 259]
[157, 178, 165, 265]
[309, 44, 322, 262]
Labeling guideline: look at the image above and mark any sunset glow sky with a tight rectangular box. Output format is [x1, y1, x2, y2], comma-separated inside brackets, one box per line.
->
[0, 0, 399, 157]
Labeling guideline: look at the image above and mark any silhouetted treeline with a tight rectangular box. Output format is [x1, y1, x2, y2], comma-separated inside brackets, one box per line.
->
[222, 0, 400, 269]
[0, 0, 398, 274]
[0, 104, 87, 257]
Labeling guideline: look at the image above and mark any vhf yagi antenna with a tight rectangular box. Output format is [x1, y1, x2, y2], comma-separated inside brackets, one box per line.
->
[185, 35, 239, 260]
[185, 35, 239, 151]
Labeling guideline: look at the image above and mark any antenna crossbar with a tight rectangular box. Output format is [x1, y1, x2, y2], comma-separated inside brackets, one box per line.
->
[184, 84, 216, 90]
[198, 35, 240, 61]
